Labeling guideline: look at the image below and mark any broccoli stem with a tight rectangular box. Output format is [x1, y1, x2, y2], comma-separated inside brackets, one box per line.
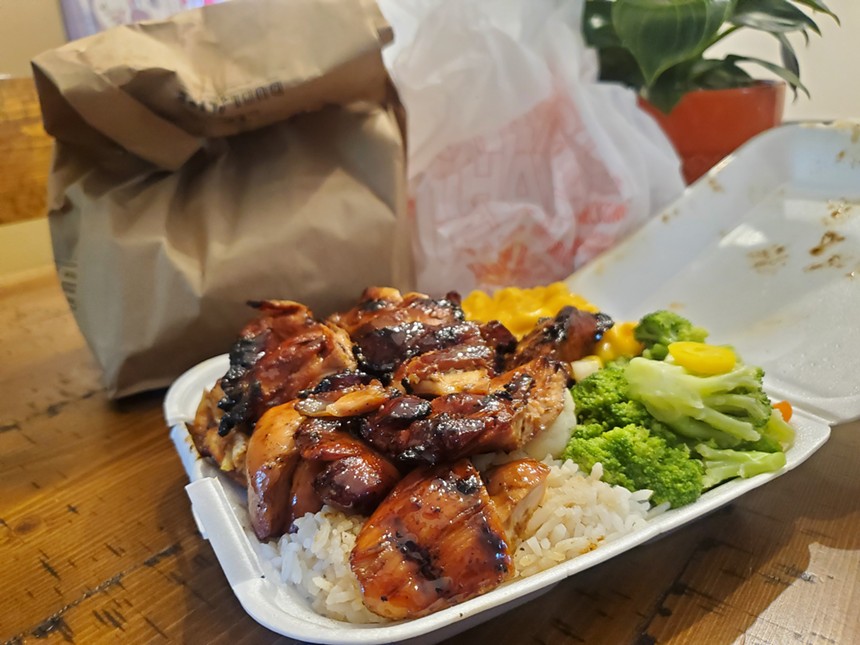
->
[696, 443, 787, 489]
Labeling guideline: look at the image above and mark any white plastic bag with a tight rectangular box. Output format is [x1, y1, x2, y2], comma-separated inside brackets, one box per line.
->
[378, 0, 685, 295]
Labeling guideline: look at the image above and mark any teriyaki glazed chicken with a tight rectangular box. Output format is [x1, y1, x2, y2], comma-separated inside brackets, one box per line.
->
[189, 286, 612, 619]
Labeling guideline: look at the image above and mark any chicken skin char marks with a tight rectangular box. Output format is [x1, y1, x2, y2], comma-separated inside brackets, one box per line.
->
[360, 357, 569, 468]
[349, 459, 514, 620]
[352, 319, 493, 380]
[391, 338, 497, 396]
[511, 305, 614, 368]
[217, 300, 356, 437]
[327, 287, 465, 338]
[329, 287, 499, 382]
[479, 320, 519, 373]
[246, 396, 403, 541]
[210, 290, 610, 443]
[188, 382, 249, 483]
[191, 287, 614, 533]
[294, 416, 401, 517]
[293, 371, 396, 418]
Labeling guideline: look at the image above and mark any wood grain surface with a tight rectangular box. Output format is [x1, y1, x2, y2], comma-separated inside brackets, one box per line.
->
[1, 268, 858, 645]
[0, 78, 52, 225]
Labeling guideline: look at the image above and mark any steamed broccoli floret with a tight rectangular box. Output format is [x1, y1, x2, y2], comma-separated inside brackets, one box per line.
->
[572, 421, 610, 440]
[734, 409, 794, 452]
[634, 310, 708, 360]
[734, 434, 782, 453]
[695, 443, 787, 489]
[565, 346, 793, 509]
[571, 362, 654, 431]
[625, 357, 773, 447]
[568, 361, 703, 506]
[762, 408, 795, 449]
[563, 424, 704, 507]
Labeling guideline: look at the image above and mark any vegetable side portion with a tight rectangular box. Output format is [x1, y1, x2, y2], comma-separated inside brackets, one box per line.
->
[563, 310, 794, 509]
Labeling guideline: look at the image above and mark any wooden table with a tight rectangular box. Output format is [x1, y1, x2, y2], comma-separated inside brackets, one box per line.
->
[2, 267, 859, 645]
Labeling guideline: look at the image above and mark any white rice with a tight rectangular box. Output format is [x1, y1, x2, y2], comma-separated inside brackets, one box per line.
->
[272, 507, 383, 624]
[511, 459, 652, 578]
[268, 458, 654, 623]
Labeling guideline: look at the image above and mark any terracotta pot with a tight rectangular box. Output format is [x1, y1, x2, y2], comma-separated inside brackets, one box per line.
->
[639, 81, 786, 184]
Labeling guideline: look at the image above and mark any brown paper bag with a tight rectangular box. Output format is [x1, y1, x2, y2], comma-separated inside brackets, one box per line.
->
[31, 0, 411, 398]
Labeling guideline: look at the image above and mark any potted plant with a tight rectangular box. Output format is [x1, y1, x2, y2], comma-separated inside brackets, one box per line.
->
[583, 0, 839, 183]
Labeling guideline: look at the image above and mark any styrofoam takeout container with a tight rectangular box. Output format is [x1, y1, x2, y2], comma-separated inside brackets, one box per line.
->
[164, 121, 860, 644]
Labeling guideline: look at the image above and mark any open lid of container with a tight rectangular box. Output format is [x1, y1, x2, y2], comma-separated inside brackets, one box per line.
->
[565, 121, 860, 427]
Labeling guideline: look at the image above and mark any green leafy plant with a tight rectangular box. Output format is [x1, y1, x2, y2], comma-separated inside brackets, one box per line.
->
[583, 0, 839, 113]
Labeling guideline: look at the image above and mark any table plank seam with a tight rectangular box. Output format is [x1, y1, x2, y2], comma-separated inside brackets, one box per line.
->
[4, 572, 125, 644]
[3, 389, 101, 434]
[3, 540, 188, 644]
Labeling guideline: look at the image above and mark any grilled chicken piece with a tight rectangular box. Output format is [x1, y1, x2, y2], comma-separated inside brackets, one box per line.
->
[245, 402, 307, 540]
[325, 286, 405, 335]
[350, 459, 513, 620]
[392, 342, 495, 396]
[328, 287, 463, 337]
[510, 306, 613, 368]
[330, 288, 517, 395]
[217, 300, 356, 436]
[353, 320, 485, 378]
[371, 391, 515, 465]
[362, 357, 568, 467]
[484, 459, 550, 536]
[295, 418, 401, 515]
[187, 383, 249, 485]
[288, 459, 326, 525]
[480, 320, 519, 374]
[293, 371, 395, 418]
[329, 288, 470, 378]
[493, 356, 570, 447]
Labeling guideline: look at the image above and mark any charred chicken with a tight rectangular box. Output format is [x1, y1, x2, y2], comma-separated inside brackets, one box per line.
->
[188, 286, 613, 619]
